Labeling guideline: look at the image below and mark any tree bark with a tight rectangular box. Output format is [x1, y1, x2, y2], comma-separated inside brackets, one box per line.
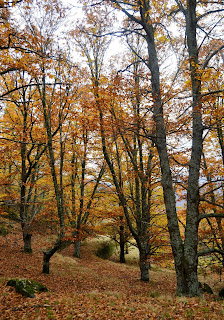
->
[38, 72, 66, 274]
[73, 241, 81, 259]
[181, 0, 203, 297]
[143, 13, 186, 294]
[139, 250, 150, 282]
[23, 231, 32, 253]
[119, 225, 126, 263]
[42, 241, 62, 274]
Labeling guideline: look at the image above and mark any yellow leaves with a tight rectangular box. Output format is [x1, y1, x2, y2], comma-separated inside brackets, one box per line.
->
[156, 34, 167, 43]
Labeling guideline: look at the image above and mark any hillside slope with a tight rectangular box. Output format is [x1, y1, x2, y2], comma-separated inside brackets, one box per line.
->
[0, 227, 223, 319]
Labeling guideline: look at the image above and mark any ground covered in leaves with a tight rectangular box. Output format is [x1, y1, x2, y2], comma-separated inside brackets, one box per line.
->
[0, 227, 224, 319]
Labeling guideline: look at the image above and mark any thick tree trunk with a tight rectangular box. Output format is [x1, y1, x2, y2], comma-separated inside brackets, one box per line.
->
[175, 260, 200, 296]
[107, 0, 205, 297]
[43, 254, 51, 274]
[73, 241, 81, 258]
[175, 262, 188, 296]
[152, 62, 186, 295]
[145, 0, 201, 296]
[181, 0, 202, 297]
[139, 251, 150, 282]
[138, 240, 151, 282]
[137, 3, 186, 293]
[23, 231, 32, 253]
[216, 119, 224, 265]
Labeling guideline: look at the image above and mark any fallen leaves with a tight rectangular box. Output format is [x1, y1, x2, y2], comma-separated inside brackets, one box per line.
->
[0, 230, 224, 319]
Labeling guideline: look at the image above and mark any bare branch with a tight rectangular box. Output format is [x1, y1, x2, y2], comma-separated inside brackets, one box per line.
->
[203, 44, 224, 69]
[199, 213, 224, 221]
[197, 8, 224, 22]
[198, 248, 224, 257]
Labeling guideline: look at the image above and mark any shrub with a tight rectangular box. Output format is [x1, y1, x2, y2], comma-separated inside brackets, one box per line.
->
[95, 241, 115, 260]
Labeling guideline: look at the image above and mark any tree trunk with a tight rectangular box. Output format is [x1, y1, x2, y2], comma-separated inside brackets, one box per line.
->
[139, 251, 150, 282]
[186, 261, 200, 296]
[138, 2, 186, 293]
[175, 259, 200, 296]
[73, 241, 81, 258]
[119, 225, 126, 263]
[42, 241, 61, 274]
[125, 243, 129, 254]
[181, 0, 202, 297]
[23, 231, 32, 253]
[105, 0, 205, 296]
[175, 262, 188, 296]
[43, 254, 51, 274]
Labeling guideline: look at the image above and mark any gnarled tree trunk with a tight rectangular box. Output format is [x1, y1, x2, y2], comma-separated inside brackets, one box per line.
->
[43, 243, 60, 274]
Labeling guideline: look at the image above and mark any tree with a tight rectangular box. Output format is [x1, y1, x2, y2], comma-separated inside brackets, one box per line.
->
[176, 0, 224, 295]
[0, 69, 48, 252]
[65, 91, 106, 258]
[97, 0, 224, 296]
[198, 62, 224, 268]
[0, 0, 30, 78]
[73, 4, 167, 281]
[16, 0, 80, 273]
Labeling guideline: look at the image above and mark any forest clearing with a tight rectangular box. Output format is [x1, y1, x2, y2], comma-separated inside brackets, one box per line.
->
[0, 223, 224, 320]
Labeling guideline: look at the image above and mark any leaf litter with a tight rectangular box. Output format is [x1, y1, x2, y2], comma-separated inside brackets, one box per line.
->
[0, 230, 223, 319]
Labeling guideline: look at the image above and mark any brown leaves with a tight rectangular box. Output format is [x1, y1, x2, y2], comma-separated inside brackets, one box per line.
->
[0, 230, 224, 320]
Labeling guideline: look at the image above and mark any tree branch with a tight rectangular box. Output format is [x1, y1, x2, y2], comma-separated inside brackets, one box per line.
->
[198, 248, 224, 257]
[199, 213, 224, 221]
[109, 0, 143, 26]
[203, 44, 224, 69]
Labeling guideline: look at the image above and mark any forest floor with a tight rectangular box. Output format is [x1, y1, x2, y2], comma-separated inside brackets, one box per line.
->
[0, 225, 224, 320]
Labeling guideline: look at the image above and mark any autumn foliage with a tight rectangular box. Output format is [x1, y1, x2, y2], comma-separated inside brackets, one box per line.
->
[1, 0, 224, 313]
